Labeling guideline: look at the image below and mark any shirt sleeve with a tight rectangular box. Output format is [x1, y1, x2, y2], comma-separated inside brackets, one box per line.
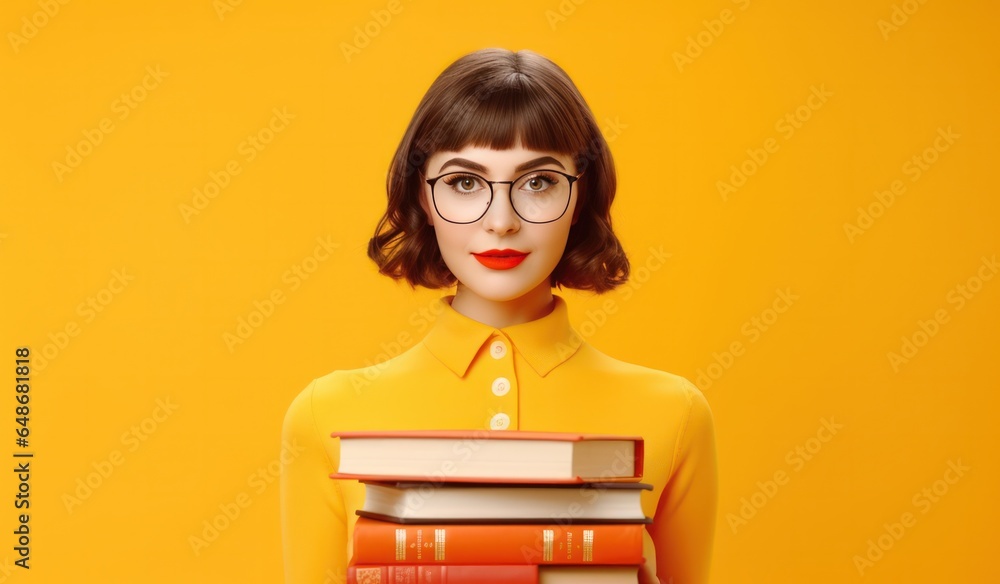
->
[280, 379, 349, 583]
[646, 381, 719, 584]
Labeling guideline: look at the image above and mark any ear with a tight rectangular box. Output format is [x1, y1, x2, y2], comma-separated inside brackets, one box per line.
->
[418, 182, 435, 226]
[570, 184, 582, 225]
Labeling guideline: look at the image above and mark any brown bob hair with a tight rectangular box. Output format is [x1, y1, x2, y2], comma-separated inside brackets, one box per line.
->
[368, 48, 629, 293]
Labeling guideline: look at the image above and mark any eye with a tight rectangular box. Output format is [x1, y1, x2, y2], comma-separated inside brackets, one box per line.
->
[519, 172, 559, 193]
[442, 173, 486, 194]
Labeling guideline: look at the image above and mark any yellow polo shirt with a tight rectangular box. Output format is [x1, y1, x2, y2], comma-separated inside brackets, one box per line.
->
[281, 296, 717, 584]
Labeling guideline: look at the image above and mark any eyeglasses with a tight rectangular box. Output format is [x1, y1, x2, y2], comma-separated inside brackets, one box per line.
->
[425, 169, 581, 224]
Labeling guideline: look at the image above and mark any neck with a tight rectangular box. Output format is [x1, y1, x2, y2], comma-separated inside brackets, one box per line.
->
[450, 282, 555, 329]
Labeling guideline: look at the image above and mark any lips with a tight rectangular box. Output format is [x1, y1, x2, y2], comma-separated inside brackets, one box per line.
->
[472, 249, 529, 270]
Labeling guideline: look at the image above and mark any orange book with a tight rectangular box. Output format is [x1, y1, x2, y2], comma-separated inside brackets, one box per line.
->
[351, 517, 644, 565]
[347, 564, 536, 583]
[348, 564, 640, 583]
[331, 430, 644, 483]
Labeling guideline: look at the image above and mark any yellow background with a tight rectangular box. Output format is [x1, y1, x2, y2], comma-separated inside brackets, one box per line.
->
[1, 0, 997, 582]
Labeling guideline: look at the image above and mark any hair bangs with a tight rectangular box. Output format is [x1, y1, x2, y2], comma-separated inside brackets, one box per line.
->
[419, 74, 589, 160]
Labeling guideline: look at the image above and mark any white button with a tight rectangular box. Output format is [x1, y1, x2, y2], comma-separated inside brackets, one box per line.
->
[490, 413, 511, 430]
[490, 340, 507, 359]
[491, 377, 511, 396]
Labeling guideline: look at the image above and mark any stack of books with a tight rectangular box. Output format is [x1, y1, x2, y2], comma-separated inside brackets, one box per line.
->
[331, 430, 650, 584]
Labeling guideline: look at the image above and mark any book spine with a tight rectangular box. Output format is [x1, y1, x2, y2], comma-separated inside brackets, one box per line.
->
[352, 518, 643, 565]
[348, 564, 537, 583]
[634, 439, 644, 478]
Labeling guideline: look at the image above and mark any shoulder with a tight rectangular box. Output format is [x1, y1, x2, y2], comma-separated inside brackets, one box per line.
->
[280, 368, 379, 426]
[282, 339, 442, 430]
[281, 369, 378, 446]
[571, 342, 709, 408]
[572, 342, 715, 450]
[559, 342, 715, 482]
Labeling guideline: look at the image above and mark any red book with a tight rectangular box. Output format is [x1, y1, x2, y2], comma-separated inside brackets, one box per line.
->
[348, 564, 536, 584]
[331, 430, 644, 483]
[352, 517, 644, 565]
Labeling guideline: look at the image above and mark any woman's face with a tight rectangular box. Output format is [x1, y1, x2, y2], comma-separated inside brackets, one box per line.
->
[421, 144, 578, 305]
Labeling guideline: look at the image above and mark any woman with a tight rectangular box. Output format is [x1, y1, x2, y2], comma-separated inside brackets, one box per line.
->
[281, 48, 717, 584]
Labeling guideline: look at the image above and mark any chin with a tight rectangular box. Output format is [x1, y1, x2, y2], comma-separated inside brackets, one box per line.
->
[458, 270, 552, 303]
[464, 283, 539, 303]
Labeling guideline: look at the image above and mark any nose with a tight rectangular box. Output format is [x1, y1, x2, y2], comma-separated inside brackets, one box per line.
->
[481, 183, 520, 235]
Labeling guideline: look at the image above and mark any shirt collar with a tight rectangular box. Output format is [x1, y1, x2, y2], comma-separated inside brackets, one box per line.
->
[423, 295, 583, 378]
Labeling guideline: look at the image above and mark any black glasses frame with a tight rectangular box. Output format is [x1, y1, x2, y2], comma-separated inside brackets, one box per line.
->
[424, 169, 582, 224]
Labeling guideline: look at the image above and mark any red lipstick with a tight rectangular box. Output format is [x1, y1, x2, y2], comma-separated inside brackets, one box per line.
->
[472, 249, 529, 270]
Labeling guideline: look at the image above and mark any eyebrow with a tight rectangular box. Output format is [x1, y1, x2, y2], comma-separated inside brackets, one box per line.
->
[437, 156, 567, 174]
